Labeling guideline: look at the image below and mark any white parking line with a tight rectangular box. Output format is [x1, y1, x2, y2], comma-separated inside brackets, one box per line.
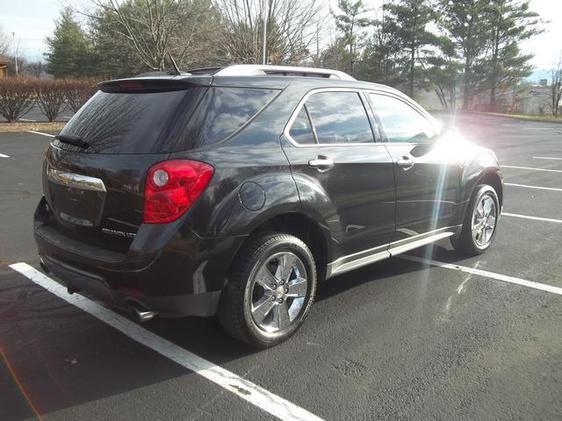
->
[0, 153, 9, 158]
[19, 118, 36, 122]
[401, 256, 562, 296]
[501, 165, 562, 173]
[8, 263, 323, 421]
[503, 212, 562, 224]
[533, 156, 562, 161]
[504, 183, 562, 192]
[26, 130, 55, 138]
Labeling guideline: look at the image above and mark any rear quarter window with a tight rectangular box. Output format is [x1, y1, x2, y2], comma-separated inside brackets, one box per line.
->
[178, 87, 278, 149]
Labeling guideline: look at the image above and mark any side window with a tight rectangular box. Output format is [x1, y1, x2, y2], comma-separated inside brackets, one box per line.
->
[181, 87, 278, 148]
[288, 106, 315, 145]
[305, 91, 374, 144]
[369, 93, 436, 143]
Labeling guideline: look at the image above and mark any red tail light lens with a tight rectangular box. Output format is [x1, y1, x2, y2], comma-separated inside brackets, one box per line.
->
[144, 160, 214, 224]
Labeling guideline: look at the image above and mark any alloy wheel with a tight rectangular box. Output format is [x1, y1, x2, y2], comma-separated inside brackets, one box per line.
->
[249, 252, 308, 333]
[471, 193, 497, 248]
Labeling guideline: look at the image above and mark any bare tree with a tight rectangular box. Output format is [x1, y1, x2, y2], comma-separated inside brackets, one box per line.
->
[35, 80, 68, 122]
[217, 0, 325, 65]
[0, 26, 9, 55]
[0, 78, 36, 122]
[63, 78, 99, 113]
[88, 0, 222, 71]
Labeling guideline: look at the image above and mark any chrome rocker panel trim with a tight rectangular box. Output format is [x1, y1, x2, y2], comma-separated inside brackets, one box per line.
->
[326, 225, 461, 278]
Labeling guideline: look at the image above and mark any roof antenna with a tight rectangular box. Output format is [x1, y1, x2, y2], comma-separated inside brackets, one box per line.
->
[168, 53, 181, 75]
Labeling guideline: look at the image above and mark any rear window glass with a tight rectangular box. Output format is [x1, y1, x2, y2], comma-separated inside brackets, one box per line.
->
[179, 87, 278, 149]
[60, 88, 205, 154]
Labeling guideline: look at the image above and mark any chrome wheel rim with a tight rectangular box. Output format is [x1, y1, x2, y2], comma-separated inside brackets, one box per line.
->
[472, 193, 497, 248]
[250, 252, 308, 333]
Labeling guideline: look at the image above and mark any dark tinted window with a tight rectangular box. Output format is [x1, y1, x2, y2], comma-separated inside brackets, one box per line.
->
[305, 91, 374, 144]
[288, 106, 315, 144]
[182, 87, 278, 148]
[369, 93, 436, 143]
[60, 89, 204, 153]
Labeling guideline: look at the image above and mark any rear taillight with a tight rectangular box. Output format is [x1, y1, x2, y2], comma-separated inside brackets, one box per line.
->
[143, 160, 214, 224]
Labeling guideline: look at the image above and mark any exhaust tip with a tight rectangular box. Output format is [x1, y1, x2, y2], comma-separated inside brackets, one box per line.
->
[133, 306, 158, 322]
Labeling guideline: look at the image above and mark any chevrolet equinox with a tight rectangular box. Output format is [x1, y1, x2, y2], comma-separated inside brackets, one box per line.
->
[34, 65, 503, 347]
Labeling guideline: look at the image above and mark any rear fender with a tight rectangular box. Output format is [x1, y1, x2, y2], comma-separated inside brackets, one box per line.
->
[205, 172, 302, 237]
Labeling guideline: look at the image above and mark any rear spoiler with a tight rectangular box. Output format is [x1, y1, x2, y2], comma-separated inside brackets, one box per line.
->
[98, 76, 212, 93]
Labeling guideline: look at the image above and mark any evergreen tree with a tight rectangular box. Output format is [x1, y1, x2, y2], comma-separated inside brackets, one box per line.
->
[439, 0, 493, 110]
[383, 0, 440, 98]
[321, 37, 351, 72]
[426, 36, 463, 110]
[45, 8, 95, 78]
[357, 13, 402, 86]
[487, 0, 542, 110]
[331, 0, 370, 75]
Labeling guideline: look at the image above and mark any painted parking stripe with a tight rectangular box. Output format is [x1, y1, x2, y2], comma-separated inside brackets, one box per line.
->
[401, 256, 562, 296]
[504, 183, 562, 192]
[19, 118, 36, 122]
[8, 263, 323, 421]
[0, 153, 9, 158]
[503, 212, 562, 224]
[26, 130, 55, 138]
[501, 165, 562, 173]
[533, 156, 562, 161]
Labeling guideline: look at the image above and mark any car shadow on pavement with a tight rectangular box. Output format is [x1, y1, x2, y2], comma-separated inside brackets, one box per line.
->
[143, 242, 462, 363]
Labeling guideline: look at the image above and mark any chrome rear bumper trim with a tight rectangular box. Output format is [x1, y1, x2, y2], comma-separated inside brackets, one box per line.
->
[48, 169, 106, 192]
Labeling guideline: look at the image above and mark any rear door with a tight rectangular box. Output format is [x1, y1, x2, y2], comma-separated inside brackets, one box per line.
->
[281, 89, 395, 260]
[367, 92, 463, 243]
[43, 81, 208, 248]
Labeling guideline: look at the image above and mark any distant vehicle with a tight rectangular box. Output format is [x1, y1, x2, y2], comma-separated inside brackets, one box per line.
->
[34, 65, 503, 347]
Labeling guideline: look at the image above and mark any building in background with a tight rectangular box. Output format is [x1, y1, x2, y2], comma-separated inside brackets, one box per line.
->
[0, 55, 11, 78]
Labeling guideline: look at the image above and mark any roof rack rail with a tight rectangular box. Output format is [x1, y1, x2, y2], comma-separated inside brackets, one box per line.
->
[213, 65, 355, 81]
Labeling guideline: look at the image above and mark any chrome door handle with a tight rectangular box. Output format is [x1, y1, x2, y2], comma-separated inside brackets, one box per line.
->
[397, 156, 415, 171]
[308, 156, 334, 172]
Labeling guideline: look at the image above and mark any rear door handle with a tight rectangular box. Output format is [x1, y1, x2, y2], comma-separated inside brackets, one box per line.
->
[397, 156, 415, 171]
[308, 156, 334, 172]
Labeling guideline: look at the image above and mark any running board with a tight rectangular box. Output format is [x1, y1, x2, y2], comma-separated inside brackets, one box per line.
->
[326, 231, 455, 278]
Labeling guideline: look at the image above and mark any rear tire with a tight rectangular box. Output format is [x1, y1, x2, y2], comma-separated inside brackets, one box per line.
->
[218, 233, 317, 348]
[451, 184, 500, 256]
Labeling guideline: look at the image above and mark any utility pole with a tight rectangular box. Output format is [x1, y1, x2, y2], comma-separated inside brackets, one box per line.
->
[262, 0, 268, 65]
[11, 32, 18, 76]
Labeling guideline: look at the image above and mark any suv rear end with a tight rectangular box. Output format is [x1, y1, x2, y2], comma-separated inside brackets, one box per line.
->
[34, 75, 285, 318]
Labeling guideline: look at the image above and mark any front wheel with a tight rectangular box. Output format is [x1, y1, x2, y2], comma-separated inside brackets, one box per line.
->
[451, 184, 500, 256]
[218, 233, 317, 348]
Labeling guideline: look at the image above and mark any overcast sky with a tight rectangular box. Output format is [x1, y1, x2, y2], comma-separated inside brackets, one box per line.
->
[1, 0, 560, 70]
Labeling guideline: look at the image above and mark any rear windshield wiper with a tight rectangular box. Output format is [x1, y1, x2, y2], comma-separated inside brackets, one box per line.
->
[55, 134, 89, 149]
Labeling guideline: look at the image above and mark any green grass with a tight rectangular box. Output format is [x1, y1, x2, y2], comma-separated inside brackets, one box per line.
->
[483, 112, 562, 123]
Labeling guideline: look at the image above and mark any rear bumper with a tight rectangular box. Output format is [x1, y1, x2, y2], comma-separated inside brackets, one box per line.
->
[40, 255, 222, 317]
[34, 197, 246, 317]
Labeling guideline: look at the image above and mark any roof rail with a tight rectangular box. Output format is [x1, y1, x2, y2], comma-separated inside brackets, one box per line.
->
[213, 65, 355, 81]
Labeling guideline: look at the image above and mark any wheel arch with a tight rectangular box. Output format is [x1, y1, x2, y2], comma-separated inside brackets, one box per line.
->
[228, 212, 330, 283]
[478, 169, 503, 208]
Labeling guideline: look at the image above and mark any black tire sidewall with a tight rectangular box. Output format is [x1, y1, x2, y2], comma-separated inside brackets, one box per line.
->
[224, 234, 317, 347]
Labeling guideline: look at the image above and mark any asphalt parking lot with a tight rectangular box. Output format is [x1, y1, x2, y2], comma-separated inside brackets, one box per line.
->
[1, 114, 561, 420]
